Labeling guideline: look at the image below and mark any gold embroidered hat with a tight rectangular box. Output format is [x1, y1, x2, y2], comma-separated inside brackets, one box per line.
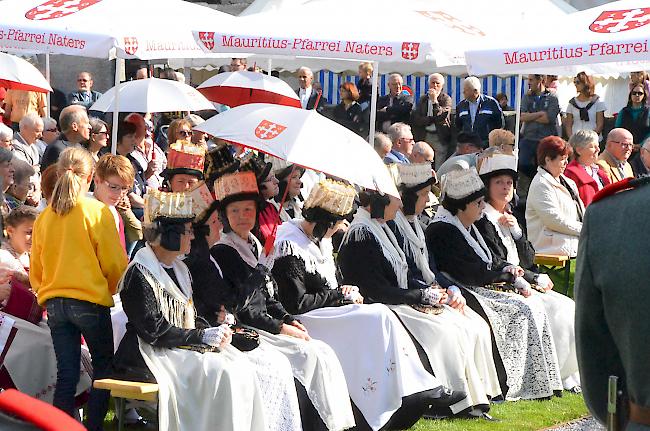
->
[213, 171, 260, 208]
[144, 189, 195, 224]
[188, 181, 216, 222]
[162, 140, 206, 179]
[303, 179, 357, 217]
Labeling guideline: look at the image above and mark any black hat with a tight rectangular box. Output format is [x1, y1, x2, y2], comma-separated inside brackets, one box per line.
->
[205, 143, 240, 185]
[240, 153, 272, 185]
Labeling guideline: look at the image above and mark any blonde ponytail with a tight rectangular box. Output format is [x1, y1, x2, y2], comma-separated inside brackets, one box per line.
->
[51, 147, 94, 215]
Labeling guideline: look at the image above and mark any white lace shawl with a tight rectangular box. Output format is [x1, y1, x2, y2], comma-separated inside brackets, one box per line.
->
[433, 207, 493, 269]
[482, 203, 520, 266]
[275, 220, 338, 289]
[121, 243, 196, 330]
[393, 211, 436, 284]
[341, 207, 409, 290]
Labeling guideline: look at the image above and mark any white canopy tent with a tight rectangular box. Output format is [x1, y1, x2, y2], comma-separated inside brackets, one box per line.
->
[0, 0, 235, 150]
[465, 0, 650, 76]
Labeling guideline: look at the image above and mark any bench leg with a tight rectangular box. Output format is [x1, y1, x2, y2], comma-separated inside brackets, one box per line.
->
[115, 397, 125, 431]
[564, 262, 571, 295]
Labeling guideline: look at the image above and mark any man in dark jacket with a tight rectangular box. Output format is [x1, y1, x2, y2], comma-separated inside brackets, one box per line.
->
[575, 177, 650, 431]
[411, 73, 452, 170]
[455, 76, 503, 146]
[376, 73, 413, 133]
[295, 67, 328, 112]
[41, 105, 90, 171]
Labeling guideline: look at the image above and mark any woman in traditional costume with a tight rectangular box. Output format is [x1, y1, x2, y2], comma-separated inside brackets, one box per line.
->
[273, 179, 453, 430]
[337, 184, 494, 419]
[474, 151, 581, 392]
[425, 167, 563, 400]
[113, 189, 266, 431]
[387, 163, 502, 414]
[211, 171, 356, 431]
[184, 162, 303, 431]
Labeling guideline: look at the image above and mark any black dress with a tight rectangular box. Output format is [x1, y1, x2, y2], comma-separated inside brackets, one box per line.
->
[113, 265, 203, 383]
[332, 102, 363, 135]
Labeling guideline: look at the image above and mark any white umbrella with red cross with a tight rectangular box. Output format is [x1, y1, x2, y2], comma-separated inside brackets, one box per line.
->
[194, 103, 399, 198]
[197, 71, 301, 108]
[0, 52, 52, 93]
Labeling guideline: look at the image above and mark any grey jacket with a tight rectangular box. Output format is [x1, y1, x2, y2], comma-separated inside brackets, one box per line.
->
[575, 179, 650, 429]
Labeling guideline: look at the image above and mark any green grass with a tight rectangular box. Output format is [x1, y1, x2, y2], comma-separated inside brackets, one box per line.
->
[540, 258, 577, 298]
[410, 392, 589, 431]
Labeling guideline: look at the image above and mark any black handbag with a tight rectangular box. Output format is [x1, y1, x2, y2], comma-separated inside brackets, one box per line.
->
[231, 327, 260, 352]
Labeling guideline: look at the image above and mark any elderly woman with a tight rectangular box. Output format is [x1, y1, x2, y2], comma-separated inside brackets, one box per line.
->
[0, 123, 14, 150]
[113, 190, 266, 431]
[332, 82, 363, 135]
[39, 117, 58, 157]
[426, 167, 563, 401]
[211, 171, 355, 431]
[388, 164, 501, 413]
[564, 130, 611, 207]
[5, 159, 35, 209]
[0, 148, 15, 226]
[274, 179, 451, 430]
[564, 71, 606, 138]
[475, 152, 581, 392]
[526, 136, 584, 257]
[86, 118, 108, 162]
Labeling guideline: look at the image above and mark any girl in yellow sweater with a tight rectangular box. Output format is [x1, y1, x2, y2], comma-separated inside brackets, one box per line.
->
[30, 147, 127, 430]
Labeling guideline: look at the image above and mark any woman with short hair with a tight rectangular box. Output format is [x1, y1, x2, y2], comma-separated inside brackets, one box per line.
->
[526, 136, 584, 257]
[332, 82, 363, 135]
[564, 130, 610, 207]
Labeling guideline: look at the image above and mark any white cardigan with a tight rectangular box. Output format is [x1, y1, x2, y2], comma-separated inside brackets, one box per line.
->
[525, 166, 584, 257]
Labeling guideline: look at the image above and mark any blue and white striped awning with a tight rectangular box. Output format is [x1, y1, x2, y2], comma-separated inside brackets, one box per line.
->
[317, 70, 520, 108]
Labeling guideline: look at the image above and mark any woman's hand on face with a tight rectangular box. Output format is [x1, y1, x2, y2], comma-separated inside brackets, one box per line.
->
[280, 322, 311, 341]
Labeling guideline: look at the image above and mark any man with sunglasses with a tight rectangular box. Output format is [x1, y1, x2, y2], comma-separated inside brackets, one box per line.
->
[597, 128, 635, 183]
[68, 72, 102, 110]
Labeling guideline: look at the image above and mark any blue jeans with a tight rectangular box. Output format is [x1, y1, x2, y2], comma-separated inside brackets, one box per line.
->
[518, 137, 540, 179]
[46, 298, 114, 431]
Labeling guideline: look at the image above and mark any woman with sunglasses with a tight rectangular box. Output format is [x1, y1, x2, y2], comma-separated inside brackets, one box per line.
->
[615, 84, 650, 149]
[564, 72, 606, 139]
[167, 118, 193, 148]
[86, 118, 108, 163]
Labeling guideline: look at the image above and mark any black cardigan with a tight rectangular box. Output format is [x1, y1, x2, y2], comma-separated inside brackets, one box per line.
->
[425, 221, 514, 287]
[113, 265, 204, 382]
[272, 254, 347, 315]
[337, 226, 424, 305]
[211, 244, 294, 334]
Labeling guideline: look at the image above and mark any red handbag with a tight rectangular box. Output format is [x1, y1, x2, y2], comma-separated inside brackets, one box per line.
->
[3, 279, 42, 325]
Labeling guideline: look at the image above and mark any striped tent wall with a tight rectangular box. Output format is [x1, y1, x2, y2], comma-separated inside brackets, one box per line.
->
[317, 71, 521, 108]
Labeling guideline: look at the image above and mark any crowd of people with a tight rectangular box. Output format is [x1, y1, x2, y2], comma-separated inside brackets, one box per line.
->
[0, 61, 648, 431]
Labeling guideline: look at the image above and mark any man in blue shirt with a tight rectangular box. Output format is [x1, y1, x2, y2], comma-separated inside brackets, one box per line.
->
[68, 72, 102, 110]
[455, 77, 503, 146]
[384, 122, 413, 164]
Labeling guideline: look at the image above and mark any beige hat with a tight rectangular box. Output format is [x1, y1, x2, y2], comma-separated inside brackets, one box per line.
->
[304, 179, 356, 216]
[395, 163, 433, 188]
[144, 189, 195, 224]
[440, 167, 484, 200]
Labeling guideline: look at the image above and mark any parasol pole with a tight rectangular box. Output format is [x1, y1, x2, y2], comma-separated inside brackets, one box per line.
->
[45, 53, 51, 117]
[111, 58, 122, 155]
[264, 163, 297, 255]
[267, 58, 272, 76]
[514, 74, 523, 149]
[368, 60, 379, 144]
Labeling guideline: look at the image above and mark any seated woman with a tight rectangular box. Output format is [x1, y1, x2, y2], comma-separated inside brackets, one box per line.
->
[0, 206, 92, 404]
[388, 163, 501, 412]
[426, 167, 563, 401]
[184, 184, 302, 431]
[273, 179, 448, 430]
[113, 189, 266, 431]
[211, 171, 355, 431]
[239, 154, 281, 244]
[564, 130, 610, 207]
[526, 136, 584, 257]
[5, 159, 35, 210]
[336, 189, 473, 417]
[475, 151, 581, 392]
[161, 140, 205, 193]
[273, 160, 306, 222]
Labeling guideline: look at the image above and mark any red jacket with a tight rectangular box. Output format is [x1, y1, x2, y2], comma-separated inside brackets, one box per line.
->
[564, 159, 611, 207]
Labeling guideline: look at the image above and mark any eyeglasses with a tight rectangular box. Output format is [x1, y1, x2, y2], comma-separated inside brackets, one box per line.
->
[400, 138, 414, 143]
[93, 131, 108, 137]
[45, 128, 58, 132]
[632, 91, 644, 96]
[178, 130, 192, 137]
[104, 181, 130, 194]
[610, 140, 634, 148]
[77, 79, 89, 82]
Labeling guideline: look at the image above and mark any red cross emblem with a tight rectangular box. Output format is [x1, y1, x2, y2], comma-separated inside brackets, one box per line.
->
[123, 37, 139, 55]
[25, 0, 103, 20]
[589, 8, 650, 33]
[199, 32, 215, 50]
[255, 120, 286, 140]
[401, 42, 420, 61]
[416, 11, 486, 37]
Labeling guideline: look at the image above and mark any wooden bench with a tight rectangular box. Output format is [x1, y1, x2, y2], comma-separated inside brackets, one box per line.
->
[93, 379, 158, 431]
[534, 254, 571, 294]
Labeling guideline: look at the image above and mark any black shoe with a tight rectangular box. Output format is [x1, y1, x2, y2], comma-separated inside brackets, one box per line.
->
[125, 417, 156, 429]
[427, 386, 467, 408]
